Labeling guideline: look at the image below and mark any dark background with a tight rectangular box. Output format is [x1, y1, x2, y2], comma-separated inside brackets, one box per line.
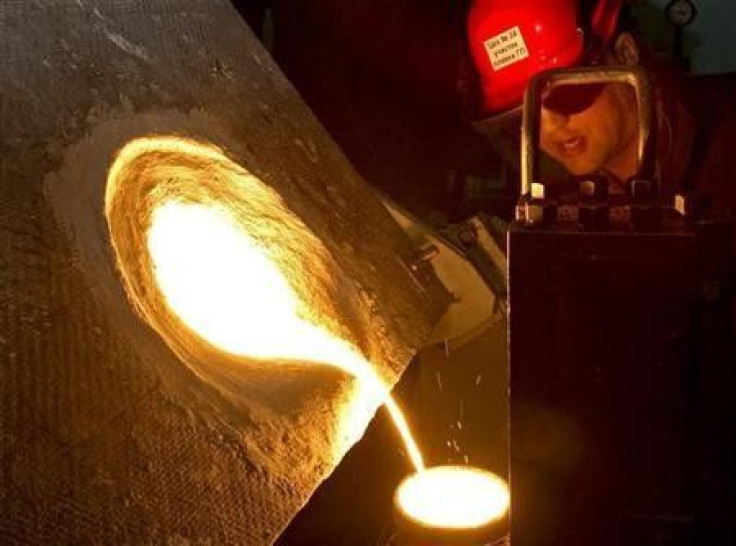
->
[231, 0, 510, 226]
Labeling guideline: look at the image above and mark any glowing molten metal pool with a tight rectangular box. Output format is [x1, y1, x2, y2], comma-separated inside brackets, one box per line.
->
[105, 136, 424, 469]
[395, 465, 509, 535]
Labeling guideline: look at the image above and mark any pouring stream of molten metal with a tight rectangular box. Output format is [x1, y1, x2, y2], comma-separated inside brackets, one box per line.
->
[147, 202, 425, 471]
[109, 136, 508, 531]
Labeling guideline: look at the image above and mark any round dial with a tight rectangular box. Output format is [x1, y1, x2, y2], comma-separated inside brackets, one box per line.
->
[665, 0, 697, 27]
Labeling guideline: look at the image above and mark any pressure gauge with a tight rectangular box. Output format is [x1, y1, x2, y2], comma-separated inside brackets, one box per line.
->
[665, 0, 697, 27]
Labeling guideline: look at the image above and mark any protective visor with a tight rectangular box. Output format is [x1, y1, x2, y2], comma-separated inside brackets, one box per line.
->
[541, 82, 605, 116]
[472, 81, 605, 170]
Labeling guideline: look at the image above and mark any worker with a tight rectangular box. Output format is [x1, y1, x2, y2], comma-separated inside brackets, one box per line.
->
[466, 0, 736, 219]
[466, 0, 736, 346]
[466, 2, 736, 544]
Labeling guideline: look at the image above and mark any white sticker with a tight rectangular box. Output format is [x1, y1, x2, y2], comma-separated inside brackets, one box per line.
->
[483, 26, 529, 71]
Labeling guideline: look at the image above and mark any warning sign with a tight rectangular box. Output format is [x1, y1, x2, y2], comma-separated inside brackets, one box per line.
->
[484, 26, 529, 71]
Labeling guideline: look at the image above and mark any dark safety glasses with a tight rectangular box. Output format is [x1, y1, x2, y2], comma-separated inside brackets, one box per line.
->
[541, 82, 605, 116]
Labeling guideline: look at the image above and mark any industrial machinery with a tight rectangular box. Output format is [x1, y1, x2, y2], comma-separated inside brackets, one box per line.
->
[508, 66, 734, 545]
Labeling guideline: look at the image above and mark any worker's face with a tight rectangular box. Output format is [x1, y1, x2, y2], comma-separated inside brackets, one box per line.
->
[539, 83, 638, 177]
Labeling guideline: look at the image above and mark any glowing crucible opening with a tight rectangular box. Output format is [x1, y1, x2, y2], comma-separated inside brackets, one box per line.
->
[106, 136, 424, 469]
[395, 465, 509, 530]
[146, 200, 424, 469]
[148, 201, 351, 363]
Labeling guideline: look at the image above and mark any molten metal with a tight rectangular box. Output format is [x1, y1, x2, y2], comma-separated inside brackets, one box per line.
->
[147, 201, 424, 469]
[107, 136, 424, 469]
[395, 465, 509, 529]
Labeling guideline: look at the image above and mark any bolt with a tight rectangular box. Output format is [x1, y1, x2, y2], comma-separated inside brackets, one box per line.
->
[576, 176, 609, 231]
[530, 182, 546, 199]
[524, 182, 557, 227]
[626, 176, 661, 231]
[626, 176, 654, 201]
[674, 191, 711, 221]
[577, 174, 609, 201]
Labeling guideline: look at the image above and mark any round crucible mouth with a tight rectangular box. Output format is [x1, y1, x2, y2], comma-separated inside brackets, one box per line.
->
[393, 465, 509, 544]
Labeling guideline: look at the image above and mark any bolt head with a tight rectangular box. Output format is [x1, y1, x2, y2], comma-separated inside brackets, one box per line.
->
[530, 182, 546, 200]
[627, 176, 655, 201]
[674, 191, 711, 219]
[525, 200, 556, 227]
[577, 174, 609, 201]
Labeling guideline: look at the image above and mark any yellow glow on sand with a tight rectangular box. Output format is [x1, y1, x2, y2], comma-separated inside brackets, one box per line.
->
[396, 466, 509, 529]
[148, 202, 336, 362]
[105, 136, 424, 470]
[146, 201, 424, 470]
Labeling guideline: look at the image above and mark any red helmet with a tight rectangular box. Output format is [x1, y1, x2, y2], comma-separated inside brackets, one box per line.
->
[467, 0, 623, 117]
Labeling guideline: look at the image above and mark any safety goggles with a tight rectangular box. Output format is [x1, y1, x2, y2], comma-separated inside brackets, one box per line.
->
[474, 81, 606, 138]
[541, 82, 606, 116]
